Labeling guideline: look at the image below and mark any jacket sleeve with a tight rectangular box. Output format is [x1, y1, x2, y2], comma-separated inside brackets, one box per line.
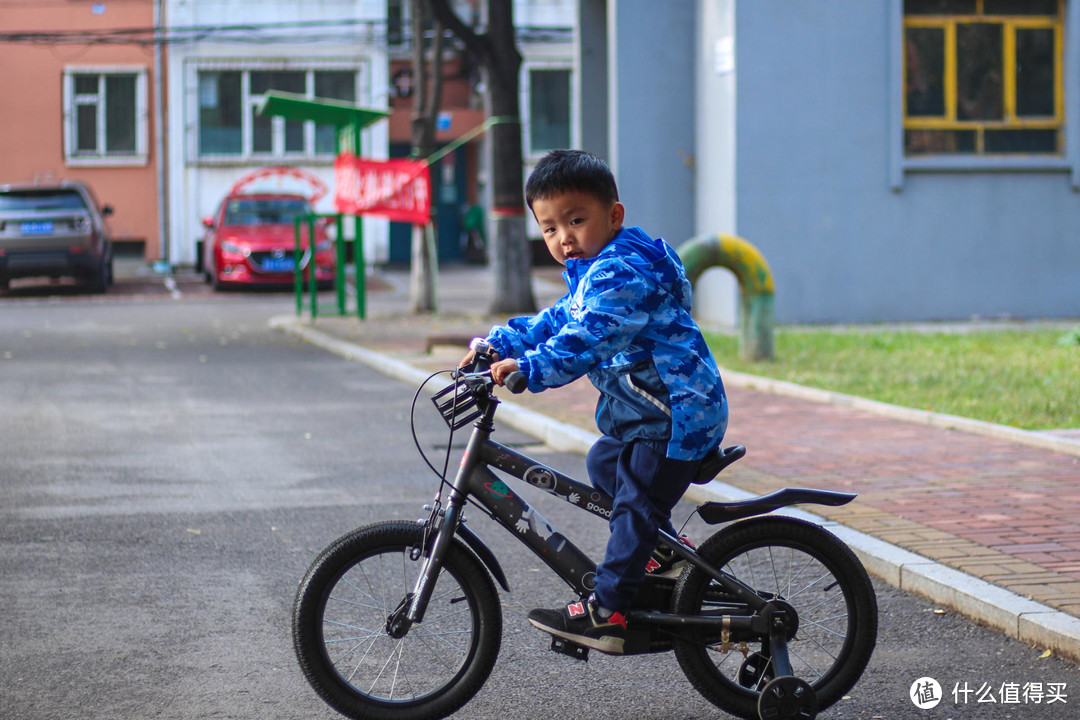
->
[515, 258, 652, 390]
[485, 301, 565, 360]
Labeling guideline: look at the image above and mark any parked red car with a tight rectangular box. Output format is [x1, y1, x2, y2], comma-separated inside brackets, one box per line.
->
[201, 193, 335, 290]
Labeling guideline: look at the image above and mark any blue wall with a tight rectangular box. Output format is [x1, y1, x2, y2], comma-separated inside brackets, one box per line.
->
[735, 1, 1080, 323]
[609, 0, 697, 248]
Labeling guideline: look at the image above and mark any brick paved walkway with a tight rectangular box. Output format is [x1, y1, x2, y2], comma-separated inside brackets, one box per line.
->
[295, 267, 1080, 626]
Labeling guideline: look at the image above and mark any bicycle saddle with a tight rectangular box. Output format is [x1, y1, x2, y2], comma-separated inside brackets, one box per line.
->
[691, 445, 746, 484]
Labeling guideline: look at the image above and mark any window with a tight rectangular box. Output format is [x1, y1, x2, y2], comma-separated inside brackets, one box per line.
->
[903, 0, 1063, 156]
[195, 65, 362, 160]
[223, 197, 311, 225]
[63, 67, 148, 165]
[524, 66, 572, 156]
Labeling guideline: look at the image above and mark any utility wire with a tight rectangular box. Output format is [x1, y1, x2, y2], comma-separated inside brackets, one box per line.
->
[0, 19, 570, 46]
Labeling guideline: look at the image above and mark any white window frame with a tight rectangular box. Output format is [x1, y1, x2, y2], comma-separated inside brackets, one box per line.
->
[63, 66, 149, 167]
[521, 60, 576, 160]
[186, 59, 369, 164]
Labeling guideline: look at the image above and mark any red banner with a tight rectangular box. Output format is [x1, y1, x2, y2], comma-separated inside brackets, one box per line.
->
[333, 154, 431, 224]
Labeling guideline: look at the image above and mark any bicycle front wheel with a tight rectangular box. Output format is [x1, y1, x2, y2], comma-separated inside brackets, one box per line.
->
[293, 520, 503, 720]
[672, 516, 877, 720]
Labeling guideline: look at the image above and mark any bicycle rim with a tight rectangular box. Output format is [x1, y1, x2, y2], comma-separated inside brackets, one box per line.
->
[295, 522, 502, 719]
[673, 517, 876, 719]
[332, 551, 481, 699]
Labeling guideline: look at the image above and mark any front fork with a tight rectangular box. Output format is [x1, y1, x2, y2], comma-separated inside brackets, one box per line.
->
[385, 496, 464, 638]
[392, 408, 496, 637]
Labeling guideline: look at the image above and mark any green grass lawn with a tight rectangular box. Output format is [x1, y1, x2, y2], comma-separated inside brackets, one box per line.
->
[703, 326, 1080, 431]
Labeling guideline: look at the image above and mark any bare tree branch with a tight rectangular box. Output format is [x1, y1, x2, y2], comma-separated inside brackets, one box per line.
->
[427, 0, 489, 61]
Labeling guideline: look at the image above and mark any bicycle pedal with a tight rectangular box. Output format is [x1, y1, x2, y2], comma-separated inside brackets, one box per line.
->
[549, 636, 590, 662]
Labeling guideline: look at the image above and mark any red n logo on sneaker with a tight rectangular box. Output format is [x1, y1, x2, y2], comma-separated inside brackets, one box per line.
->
[645, 558, 662, 573]
[566, 601, 585, 618]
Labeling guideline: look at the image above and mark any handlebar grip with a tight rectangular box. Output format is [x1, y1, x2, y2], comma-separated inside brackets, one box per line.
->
[504, 371, 528, 394]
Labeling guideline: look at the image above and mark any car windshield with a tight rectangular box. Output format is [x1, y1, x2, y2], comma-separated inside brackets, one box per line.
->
[223, 198, 311, 226]
[0, 190, 88, 212]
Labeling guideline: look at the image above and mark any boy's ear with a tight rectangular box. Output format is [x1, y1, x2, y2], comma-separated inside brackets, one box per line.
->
[610, 202, 625, 229]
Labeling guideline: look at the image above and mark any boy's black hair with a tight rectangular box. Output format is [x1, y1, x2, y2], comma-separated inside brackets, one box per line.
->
[525, 150, 619, 210]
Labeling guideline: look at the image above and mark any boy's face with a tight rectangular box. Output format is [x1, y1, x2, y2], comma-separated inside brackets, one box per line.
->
[530, 190, 625, 266]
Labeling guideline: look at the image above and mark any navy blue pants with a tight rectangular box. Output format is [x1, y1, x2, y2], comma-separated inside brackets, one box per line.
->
[586, 436, 703, 612]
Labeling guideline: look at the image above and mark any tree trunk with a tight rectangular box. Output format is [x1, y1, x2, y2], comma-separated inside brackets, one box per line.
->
[428, 0, 536, 315]
[409, 0, 444, 313]
[484, 0, 535, 314]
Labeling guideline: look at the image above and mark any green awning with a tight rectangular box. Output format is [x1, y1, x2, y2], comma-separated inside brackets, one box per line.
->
[256, 90, 388, 128]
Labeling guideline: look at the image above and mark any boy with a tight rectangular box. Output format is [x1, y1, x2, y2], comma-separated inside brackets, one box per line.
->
[464, 150, 728, 654]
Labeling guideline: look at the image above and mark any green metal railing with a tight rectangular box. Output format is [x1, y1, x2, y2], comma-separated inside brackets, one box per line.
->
[294, 213, 367, 319]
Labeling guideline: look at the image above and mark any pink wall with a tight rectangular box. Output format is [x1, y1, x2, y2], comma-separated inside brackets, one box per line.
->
[0, 1, 162, 260]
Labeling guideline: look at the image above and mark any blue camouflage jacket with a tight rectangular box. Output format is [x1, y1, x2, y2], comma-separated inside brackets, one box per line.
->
[486, 226, 728, 461]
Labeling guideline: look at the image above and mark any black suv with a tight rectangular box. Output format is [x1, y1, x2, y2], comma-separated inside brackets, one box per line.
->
[0, 181, 115, 293]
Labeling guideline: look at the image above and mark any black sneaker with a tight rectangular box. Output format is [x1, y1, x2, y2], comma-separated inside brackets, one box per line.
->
[645, 534, 695, 578]
[528, 596, 627, 655]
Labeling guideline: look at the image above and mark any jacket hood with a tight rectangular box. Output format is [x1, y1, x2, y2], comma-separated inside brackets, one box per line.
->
[601, 225, 687, 294]
[562, 226, 692, 310]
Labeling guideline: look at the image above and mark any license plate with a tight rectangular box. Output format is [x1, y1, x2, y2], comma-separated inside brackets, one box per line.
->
[261, 257, 295, 272]
[20, 221, 53, 235]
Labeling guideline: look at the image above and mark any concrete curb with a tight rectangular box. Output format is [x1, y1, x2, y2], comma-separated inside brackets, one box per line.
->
[272, 315, 1080, 663]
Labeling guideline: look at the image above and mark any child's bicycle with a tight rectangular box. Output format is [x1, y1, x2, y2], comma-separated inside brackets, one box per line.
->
[293, 343, 878, 720]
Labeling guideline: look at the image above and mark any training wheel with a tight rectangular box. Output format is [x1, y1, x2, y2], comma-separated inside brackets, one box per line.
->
[756, 676, 818, 720]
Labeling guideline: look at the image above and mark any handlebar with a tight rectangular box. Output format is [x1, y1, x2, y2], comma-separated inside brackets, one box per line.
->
[457, 339, 528, 395]
[503, 370, 528, 394]
[452, 367, 528, 395]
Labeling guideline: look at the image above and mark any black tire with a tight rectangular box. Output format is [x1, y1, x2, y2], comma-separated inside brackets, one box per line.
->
[87, 257, 111, 294]
[672, 517, 877, 720]
[293, 520, 502, 720]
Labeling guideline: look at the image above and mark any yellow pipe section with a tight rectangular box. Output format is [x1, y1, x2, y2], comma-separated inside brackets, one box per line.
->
[677, 234, 775, 361]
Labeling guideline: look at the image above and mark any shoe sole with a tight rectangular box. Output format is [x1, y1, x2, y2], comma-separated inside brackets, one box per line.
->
[528, 618, 625, 655]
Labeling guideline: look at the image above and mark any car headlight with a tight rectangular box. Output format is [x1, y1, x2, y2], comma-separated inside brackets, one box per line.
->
[315, 239, 334, 251]
[220, 240, 246, 256]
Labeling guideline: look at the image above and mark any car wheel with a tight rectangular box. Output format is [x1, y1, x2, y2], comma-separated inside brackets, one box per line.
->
[87, 260, 110, 294]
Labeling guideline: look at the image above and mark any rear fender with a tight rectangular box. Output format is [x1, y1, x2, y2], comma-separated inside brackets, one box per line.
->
[698, 488, 857, 525]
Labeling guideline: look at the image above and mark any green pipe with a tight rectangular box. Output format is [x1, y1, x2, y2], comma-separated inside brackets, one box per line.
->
[293, 217, 303, 316]
[335, 214, 345, 315]
[308, 215, 318, 319]
[677, 234, 775, 361]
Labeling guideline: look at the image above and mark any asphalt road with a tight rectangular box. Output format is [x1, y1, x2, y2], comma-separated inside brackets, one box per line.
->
[1, 279, 1077, 719]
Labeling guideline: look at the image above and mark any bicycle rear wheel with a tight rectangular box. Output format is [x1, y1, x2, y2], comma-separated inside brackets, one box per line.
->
[293, 520, 502, 720]
[672, 516, 877, 720]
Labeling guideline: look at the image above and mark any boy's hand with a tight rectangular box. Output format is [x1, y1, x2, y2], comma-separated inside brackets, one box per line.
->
[458, 346, 500, 369]
[490, 359, 519, 387]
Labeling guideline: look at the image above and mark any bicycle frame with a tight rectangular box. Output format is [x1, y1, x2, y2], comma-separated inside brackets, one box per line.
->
[402, 378, 786, 657]
[293, 365, 875, 720]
